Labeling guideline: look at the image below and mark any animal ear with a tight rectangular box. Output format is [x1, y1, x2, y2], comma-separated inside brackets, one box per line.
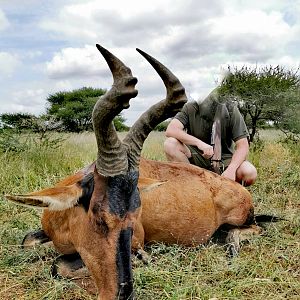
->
[5, 184, 83, 211]
[54, 162, 95, 187]
[138, 177, 165, 193]
[5, 163, 95, 210]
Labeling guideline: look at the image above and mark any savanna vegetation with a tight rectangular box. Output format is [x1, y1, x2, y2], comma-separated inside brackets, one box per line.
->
[0, 131, 299, 300]
[219, 65, 300, 142]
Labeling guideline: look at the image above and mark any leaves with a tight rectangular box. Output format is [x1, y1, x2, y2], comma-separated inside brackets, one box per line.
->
[219, 65, 300, 141]
[47, 87, 105, 132]
[46, 87, 129, 132]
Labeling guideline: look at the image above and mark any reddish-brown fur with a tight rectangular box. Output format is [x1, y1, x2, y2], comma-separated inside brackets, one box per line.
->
[136, 158, 253, 247]
[39, 158, 253, 253]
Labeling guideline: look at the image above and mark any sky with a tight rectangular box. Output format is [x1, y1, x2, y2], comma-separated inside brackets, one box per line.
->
[1, 0, 300, 125]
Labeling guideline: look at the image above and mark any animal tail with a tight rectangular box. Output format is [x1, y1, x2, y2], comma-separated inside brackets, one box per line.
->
[254, 214, 285, 224]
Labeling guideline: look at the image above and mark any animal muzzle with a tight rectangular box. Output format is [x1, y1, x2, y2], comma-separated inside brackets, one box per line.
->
[117, 228, 134, 300]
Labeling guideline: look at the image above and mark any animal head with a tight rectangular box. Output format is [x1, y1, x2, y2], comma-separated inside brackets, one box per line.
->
[5, 45, 187, 300]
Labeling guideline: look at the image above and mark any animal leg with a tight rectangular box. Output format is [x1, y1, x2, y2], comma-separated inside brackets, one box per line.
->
[22, 229, 53, 248]
[226, 225, 262, 258]
[132, 219, 150, 264]
[225, 228, 240, 257]
[52, 252, 89, 278]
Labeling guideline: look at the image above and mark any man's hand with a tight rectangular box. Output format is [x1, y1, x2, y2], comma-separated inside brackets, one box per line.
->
[221, 166, 236, 181]
[197, 142, 214, 159]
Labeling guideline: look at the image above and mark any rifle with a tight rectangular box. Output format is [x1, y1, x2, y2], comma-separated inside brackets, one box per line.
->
[211, 104, 226, 174]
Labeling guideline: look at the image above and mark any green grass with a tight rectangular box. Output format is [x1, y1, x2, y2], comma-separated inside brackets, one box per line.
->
[0, 131, 299, 299]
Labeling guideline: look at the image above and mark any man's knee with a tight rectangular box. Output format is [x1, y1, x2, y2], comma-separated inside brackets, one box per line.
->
[164, 137, 180, 155]
[164, 137, 190, 163]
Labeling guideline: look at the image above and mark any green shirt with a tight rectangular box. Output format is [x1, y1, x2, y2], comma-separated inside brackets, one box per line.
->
[174, 91, 249, 160]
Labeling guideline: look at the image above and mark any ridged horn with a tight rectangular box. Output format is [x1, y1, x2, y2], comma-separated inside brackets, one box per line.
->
[93, 44, 138, 176]
[96, 44, 135, 90]
[123, 49, 187, 170]
[136, 48, 183, 100]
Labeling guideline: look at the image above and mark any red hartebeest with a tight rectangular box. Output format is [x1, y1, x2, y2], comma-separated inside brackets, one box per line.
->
[6, 45, 188, 300]
[6, 46, 269, 299]
[6, 156, 258, 281]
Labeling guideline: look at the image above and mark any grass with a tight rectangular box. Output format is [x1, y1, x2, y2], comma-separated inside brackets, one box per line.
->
[0, 131, 299, 299]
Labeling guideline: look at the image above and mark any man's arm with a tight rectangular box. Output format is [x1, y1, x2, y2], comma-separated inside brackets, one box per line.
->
[221, 137, 249, 181]
[165, 119, 214, 159]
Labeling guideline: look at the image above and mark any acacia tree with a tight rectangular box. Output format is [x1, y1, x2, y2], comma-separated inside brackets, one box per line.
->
[47, 87, 128, 132]
[275, 87, 300, 136]
[219, 65, 300, 141]
[0, 113, 37, 131]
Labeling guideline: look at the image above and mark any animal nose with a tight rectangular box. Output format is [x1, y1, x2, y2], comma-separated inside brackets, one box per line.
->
[244, 207, 255, 225]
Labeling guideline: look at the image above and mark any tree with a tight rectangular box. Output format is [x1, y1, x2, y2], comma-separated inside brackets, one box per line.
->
[113, 114, 129, 131]
[0, 113, 37, 131]
[275, 89, 300, 138]
[46, 87, 128, 132]
[218, 65, 300, 141]
[47, 87, 104, 132]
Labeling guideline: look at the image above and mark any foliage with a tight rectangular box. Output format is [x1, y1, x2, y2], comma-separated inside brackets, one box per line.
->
[219, 65, 300, 141]
[47, 87, 129, 132]
[47, 87, 106, 106]
[47, 87, 103, 132]
[0, 113, 66, 153]
[0, 130, 65, 153]
[276, 91, 300, 138]
[0, 113, 37, 131]
[0, 113, 64, 133]
[113, 114, 129, 131]
[31, 115, 64, 135]
[0, 130, 30, 153]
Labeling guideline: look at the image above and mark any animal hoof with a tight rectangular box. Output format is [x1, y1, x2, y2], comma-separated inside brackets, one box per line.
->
[22, 230, 51, 248]
[227, 244, 240, 258]
[136, 249, 150, 265]
[52, 253, 89, 278]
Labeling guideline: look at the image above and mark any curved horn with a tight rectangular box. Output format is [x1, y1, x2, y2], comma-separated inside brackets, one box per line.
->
[96, 44, 136, 91]
[93, 44, 138, 176]
[123, 49, 187, 170]
[136, 48, 184, 101]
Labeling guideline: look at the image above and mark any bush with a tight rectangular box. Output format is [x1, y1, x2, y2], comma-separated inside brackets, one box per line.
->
[0, 130, 65, 153]
[0, 131, 29, 153]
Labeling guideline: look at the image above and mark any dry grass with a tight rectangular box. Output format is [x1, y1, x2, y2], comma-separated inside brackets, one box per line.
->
[0, 130, 299, 299]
